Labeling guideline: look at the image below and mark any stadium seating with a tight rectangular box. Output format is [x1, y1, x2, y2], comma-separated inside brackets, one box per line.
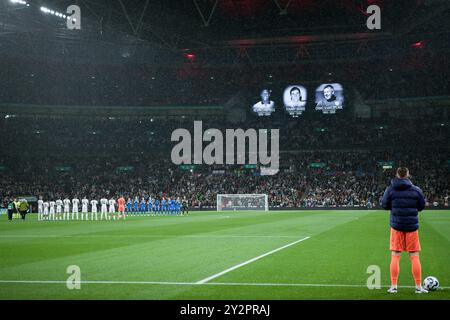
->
[0, 114, 448, 209]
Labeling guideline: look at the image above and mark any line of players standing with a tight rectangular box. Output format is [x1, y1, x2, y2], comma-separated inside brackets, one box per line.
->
[38, 196, 188, 221]
[126, 197, 188, 216]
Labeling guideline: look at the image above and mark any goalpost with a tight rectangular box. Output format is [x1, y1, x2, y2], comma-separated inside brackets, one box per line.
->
[216, 194, 269, 212]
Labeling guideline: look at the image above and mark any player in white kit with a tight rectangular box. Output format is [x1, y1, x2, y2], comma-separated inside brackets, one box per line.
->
[81, 197, 89, 220]
[72, 198, 80, 220]
[56, 199, 63, 220]
[43, 201, 49, 220]
[63, 198, 71, 220]
[109, 197, 116, 220]
[49, 201, 56, 220]
[100, 197, 109, 220]
[90, 199, 98, 220]
[37, 197, 44, 221]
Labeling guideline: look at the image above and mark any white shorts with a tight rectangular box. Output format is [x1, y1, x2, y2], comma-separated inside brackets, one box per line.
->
[109, 207, 115, 213]
[101, 206, 107, 213]
[82, 206, 88, 213]
[72, 206, 79, 213]
[64, 207, 70, 213]
[56, 208, 62, 213]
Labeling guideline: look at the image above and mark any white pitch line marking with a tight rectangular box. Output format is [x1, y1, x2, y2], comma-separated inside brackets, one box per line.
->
[0, 234, 300, 239]
[0, 280, 447, 289]
[196, 236, 311, 284]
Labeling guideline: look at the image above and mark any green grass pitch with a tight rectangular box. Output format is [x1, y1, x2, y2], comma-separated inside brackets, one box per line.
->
[0, 210, 449, 300]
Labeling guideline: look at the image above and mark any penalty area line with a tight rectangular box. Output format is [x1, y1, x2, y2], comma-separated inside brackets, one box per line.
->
[195, 236, 311, 284]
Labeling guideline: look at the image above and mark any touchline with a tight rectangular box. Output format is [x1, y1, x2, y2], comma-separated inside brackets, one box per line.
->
[171, 121, 279, 175]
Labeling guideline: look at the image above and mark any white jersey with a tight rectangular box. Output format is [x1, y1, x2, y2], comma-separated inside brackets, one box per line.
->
[90, 200, 98, 212]
[82, 199, 89, 212]
[108, 199, 116, 213]
[56, 199, 63, 213]
[49, 201, 56, 213]
[43, 202, 49, 214]
[38, 200, 44, 212]
[72, 199, 80, 212]
[108, 199, 116, 211]
[63, 199, 71, 212]
[100, 198, 108, 212]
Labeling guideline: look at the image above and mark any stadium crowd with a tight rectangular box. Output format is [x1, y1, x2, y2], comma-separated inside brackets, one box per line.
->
[0, 112, 448, 210]
[1, 113, 448, 151]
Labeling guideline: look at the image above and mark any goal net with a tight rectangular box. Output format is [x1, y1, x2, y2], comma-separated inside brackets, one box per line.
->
[216, 194, 269, 211]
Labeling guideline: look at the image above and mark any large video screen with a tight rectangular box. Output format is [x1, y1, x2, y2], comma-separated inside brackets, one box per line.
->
[283, 85, 307, 117]
[252, 89, 275, 116]
[315, 83, 344, 114]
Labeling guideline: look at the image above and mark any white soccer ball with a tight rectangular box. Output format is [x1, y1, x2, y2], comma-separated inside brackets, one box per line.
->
[423, 276, 439, 291]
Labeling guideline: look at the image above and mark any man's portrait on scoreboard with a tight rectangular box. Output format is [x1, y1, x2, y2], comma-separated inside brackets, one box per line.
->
[283, 85, 307, 117]
[315, 83, 344, 114]
[252, 89, 275, 116]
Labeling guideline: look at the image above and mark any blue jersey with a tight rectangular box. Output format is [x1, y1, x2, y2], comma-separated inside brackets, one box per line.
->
[147, 200, 153, 210]
[140, 201, 146, 211]
[161, 199, 167, 208]
[133, 201, 139, 210]
[155, 200, 160, 210]
[126, 201, 132, 210]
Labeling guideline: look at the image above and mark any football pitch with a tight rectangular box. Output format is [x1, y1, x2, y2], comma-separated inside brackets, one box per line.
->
[0, 210, 449, 300]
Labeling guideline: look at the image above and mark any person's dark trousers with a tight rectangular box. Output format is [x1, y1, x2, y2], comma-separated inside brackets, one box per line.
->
[20, 210, 27, 220]
[7, 209, 13, 221]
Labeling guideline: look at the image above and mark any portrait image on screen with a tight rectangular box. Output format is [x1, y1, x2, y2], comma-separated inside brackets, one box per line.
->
[283, 85, 307, 117]
[252, 89, 275, 116]
[315, 83, 344, 114]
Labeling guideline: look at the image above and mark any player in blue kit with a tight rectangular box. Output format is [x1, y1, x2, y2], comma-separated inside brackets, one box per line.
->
[147, 197, 153, 216]
[161, 198, 167, 215]
[173, 198, 178, 215]
[139, 197, 147, 215]
[126, 198, 132, 214]
[154, 198, 160, 215]
[167, 198, 173, 215]
[133, 197, 139, 215]
[168, 198, 174, 215]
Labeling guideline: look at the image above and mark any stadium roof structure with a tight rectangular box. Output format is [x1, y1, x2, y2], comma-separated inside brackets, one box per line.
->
[1, 0, 450, 66]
